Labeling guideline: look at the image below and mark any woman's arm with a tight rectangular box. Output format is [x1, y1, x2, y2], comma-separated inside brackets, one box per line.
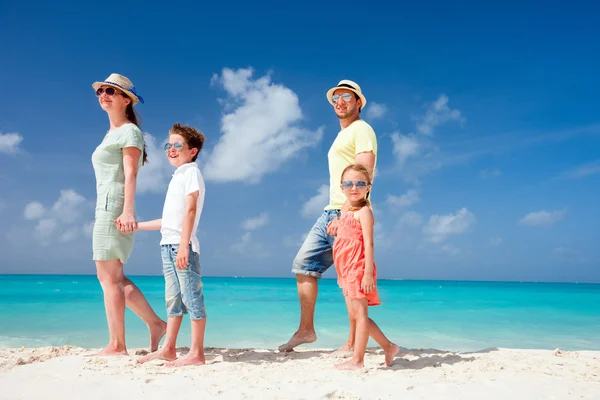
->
[116, 147, 141, 233]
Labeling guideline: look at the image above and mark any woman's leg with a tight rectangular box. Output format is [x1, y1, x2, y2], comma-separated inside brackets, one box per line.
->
[123, 278, 167, 351]
[96, 259, 128, 355]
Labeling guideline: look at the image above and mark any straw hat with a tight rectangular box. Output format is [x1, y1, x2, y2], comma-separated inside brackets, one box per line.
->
[326, 79, 367, 110]
[92, 73, 144, 105]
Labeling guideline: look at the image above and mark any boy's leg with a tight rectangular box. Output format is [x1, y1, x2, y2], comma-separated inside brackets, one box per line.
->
[335, 298, 369, 370]
[367, 318, 400, 367]
[138, 245, 185, 363]
[166, 248, 207, 367]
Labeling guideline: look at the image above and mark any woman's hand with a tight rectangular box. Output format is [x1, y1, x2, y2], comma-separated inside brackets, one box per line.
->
[361, 273, 375, 294]
[115, 212, 136, 234]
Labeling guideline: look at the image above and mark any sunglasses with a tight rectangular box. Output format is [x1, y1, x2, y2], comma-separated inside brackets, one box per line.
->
[95, 87, 123, 97]
[331, 93, 354, 104]
[341, 180, 369, 190]
[164, 142, 185, 152]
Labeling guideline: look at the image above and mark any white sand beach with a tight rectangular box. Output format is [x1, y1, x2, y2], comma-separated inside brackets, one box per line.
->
[1, 345, 599, 399]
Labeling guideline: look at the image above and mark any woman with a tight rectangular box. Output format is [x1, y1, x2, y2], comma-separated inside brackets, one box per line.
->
[91, 73, 166, 355]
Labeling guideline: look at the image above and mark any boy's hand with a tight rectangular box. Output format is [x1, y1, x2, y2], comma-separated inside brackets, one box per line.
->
[176, 245, 189, 270]
[361, 273, 375, 294]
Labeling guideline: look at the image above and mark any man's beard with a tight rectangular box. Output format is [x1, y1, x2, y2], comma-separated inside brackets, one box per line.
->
[337, 106, 356, 120]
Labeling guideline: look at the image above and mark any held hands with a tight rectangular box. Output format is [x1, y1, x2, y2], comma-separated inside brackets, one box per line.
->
[115, 212, 137, 234]
[361, 273, 375, 294]
[176, 245, 189, 270]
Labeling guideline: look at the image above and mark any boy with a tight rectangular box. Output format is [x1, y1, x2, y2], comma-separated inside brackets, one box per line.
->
[136, 122, 207, 367]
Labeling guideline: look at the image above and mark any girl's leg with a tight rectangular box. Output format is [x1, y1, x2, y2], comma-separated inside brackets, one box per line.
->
[123, 277, 167, 351]
[334, 295, 356, 356]
[367, 318, 400, 366]
[335, 298, 369, 370]
[95, 259, 128, 355]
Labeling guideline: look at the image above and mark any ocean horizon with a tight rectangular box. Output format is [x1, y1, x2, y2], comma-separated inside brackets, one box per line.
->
[2, 274, 599, 352]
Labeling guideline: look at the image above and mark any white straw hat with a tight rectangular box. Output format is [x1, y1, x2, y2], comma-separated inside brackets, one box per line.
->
[326, 79, 367, 110]
[92, 73, 144, 105]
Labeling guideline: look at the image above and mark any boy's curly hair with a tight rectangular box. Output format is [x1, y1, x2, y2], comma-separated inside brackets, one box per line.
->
[169, 122, 205, 162]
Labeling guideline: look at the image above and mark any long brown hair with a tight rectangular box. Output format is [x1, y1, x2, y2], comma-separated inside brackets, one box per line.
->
[341, 163, 372, 211]
[125, 102, 148, 165]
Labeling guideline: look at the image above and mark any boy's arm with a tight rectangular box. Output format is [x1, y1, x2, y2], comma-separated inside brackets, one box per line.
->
[136, 219, 162, 231]
[358, 207, 375, 294]
[175, 191, 199, 269]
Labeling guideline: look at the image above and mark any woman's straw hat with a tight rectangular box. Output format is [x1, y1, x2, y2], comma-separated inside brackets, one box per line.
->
[326, 79, 367, 110]
[92, 73, 144, 105]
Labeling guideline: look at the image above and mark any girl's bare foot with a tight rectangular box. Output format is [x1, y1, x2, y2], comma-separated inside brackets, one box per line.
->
[137, 347, 176, 364]
[385, 343, 400, 366]
[165, 353, 205, 367]
[334, 359, 364, 370]
[95, 345, 128, 356]
[331, 343, 354, 358]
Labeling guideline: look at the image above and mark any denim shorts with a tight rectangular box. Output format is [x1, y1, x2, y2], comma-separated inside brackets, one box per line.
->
[161, 244, 206, 320]
[291, 209, 340, 279]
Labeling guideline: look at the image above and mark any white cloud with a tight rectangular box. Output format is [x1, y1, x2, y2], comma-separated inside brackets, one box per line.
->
[518, 209, 567, 227]
[230, 231, 269, 258]
[441, 244, 460, 255]
[490, 237, 503, 246]
[479, 168, 501, 179]
[83, 221, 95, 238]
[241, 212, 269, 231]
[559, 160, 600, 179]
[398, 211, 423, 228]
[23, 189, 93, 245]
[283, 233, 308, 249]
[0, 132, 23, 153]
[415, 94, 465, 136]
[391, 133, 420, 165]
[386, 189, 419, 209]
[423, 207, 476, 243]
[137, 133, 172, 194]
[204, 67, 324, 183]
[366, 102, 387, 120]
[301, 185, 329, 218]
[24, 202, 46, 220]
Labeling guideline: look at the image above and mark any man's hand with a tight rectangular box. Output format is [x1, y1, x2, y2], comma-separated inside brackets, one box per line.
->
[326, 219, 339, 236]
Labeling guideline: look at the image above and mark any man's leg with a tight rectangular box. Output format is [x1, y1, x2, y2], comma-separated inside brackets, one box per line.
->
[279, 211, 335, 352]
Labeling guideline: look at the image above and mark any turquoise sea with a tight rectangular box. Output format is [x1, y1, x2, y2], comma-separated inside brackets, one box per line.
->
[1, 275, 599, 351]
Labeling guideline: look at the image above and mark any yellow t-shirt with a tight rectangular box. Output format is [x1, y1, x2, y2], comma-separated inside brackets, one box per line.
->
[325, 119, 377, 210]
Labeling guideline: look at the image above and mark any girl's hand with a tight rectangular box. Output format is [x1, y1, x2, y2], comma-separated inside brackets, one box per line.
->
[361, 273, 375, 294]
[115, 212, 136, 234]
[176, 246, 189, 270]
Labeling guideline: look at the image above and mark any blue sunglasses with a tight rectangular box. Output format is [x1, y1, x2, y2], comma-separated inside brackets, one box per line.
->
[341, 180, 368, 190]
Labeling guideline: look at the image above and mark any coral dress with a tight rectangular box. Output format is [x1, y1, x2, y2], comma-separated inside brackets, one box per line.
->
[333, 212, 381, 306]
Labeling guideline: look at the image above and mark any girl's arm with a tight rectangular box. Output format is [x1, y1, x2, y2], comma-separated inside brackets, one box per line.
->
[116, 147, 141, 233]
[137, 219, 162, 231]
[358, 206, 375, 294]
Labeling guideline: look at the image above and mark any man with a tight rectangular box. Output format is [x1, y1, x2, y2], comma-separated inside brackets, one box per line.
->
[279, 79, 377, 352]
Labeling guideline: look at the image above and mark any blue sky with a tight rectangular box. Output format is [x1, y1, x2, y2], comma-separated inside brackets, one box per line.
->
[1, 0, 599, 282]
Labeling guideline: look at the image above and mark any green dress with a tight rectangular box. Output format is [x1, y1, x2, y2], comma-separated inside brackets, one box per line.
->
[91, 123, 144, 264]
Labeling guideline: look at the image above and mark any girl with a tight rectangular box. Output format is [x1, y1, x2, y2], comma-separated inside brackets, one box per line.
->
[91, 73, 166, 355]
[333, 163, 399, 370]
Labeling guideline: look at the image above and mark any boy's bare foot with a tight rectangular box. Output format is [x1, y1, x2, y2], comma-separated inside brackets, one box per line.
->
[94, 345, 128, 356]
[165, 354, 205, 367]
[137, 347, 177, 364]
[149, 321, 167, 352]
[385, 343, 400, 366]
[278, 330, 317, 352]
[331, 343, 354, 358]
[334, 359, 364, 370]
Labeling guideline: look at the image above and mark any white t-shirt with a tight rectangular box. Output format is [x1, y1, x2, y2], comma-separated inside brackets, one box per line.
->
[160, 162, 205, 254]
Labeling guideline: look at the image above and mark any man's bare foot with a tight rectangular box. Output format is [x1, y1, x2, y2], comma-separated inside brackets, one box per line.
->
[137, 347, 177, 364]
[334, 359, 364, 370]
[278, 331, 317, 352]
[165, 354, 205, 367]
[385, 343, 400, 366]
[331, 343, 354, 358]
[94, 345, 128, 356]
[149, 321, 167, 352]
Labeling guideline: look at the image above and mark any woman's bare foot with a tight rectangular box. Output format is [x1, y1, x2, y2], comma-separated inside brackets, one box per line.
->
[137, 347, 177, 364]
[334, 359, 364, 370]
[277, 330, 317, 352]
[165, 353, 205, 367]
[385, 343, 400, 366]
[94, 345, 128, 356]
[331, 343, 354, 358]
[149, 321, 167, 352]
